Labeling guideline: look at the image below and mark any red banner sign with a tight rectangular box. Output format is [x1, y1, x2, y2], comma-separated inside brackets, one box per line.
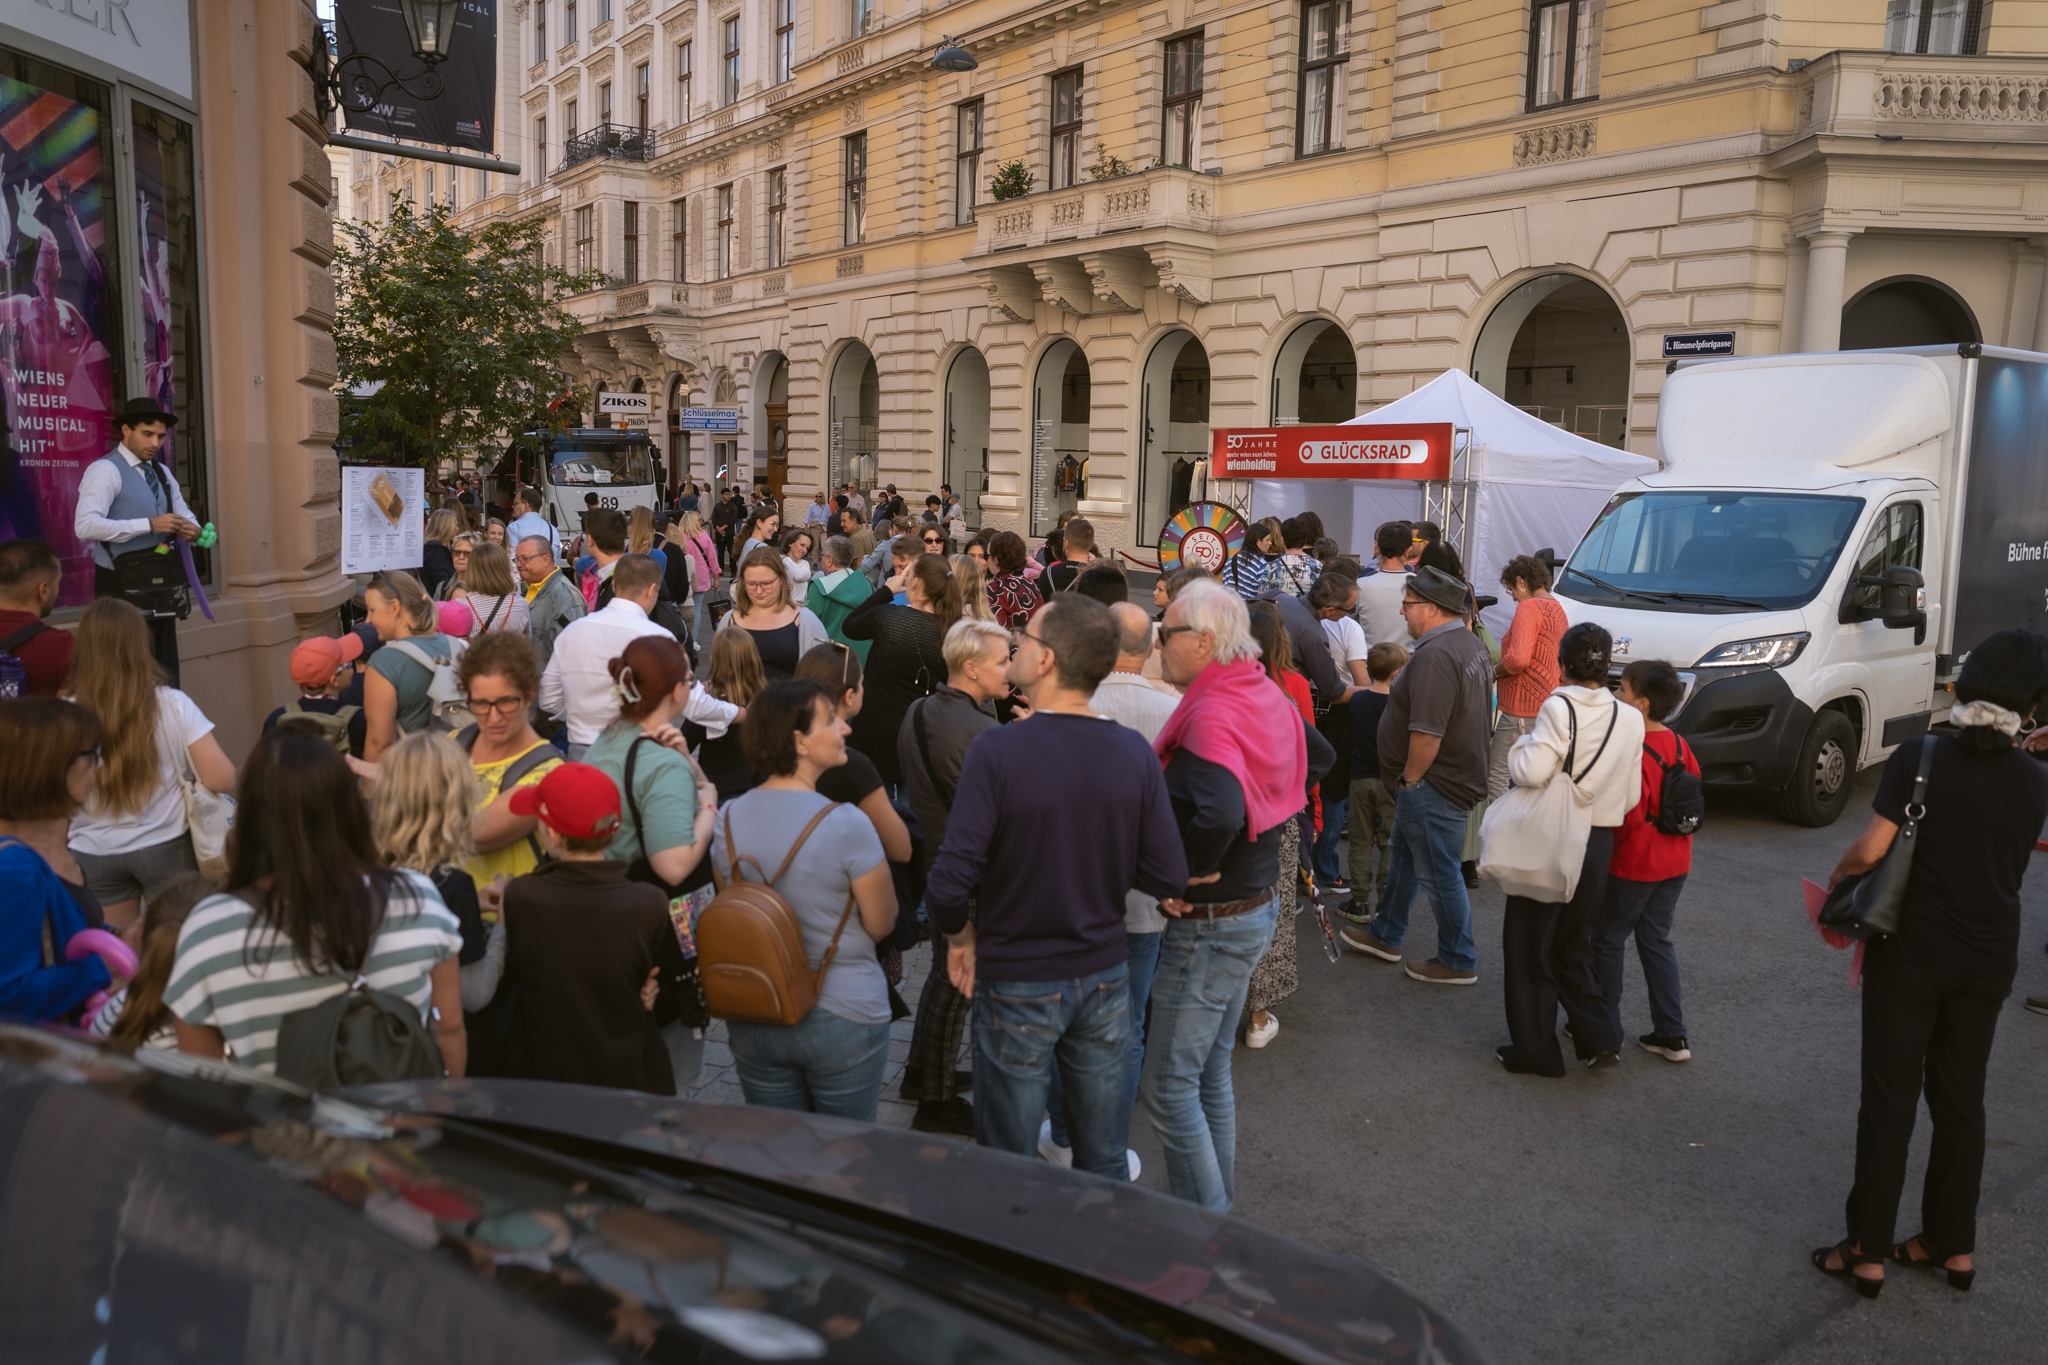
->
[1210, 423, 1454, 481]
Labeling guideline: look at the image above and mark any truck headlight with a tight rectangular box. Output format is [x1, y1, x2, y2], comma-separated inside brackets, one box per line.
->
[1694, 633, 1811, 669]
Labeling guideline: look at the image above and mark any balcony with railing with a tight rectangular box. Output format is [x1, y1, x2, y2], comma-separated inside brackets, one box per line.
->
[1789, 50, 2048, 144]
[558, 122, 660, 174]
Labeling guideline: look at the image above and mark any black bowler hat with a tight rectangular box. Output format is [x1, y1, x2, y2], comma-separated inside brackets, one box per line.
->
[1406, 564, 1470, 614]
[117, 396, 177, 428]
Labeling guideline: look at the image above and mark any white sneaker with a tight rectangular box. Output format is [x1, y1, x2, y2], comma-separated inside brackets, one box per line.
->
[1126, 1149, 1142, 1181]
[1246, 1011, 1280, 1048]
[1037, 1118, 1073, 1168]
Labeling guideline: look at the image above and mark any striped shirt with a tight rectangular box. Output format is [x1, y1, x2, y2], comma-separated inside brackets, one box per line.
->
[164, 871, 460, 1073]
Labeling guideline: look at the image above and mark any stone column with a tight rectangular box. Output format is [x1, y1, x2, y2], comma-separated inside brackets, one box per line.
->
[1780, 233, 1808, 353]
[1799, 228, 1859, 353]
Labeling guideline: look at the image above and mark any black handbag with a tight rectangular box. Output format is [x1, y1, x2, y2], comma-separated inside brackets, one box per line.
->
[1819, 736, 1934, 942]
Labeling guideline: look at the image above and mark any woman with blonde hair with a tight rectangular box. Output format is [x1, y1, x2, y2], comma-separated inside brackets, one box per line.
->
[451, 531, 531, 639]
[423, 507, 462, 595]
[673, 507, 720, 643]
[951, 553, 995, 623]
[687, 626, 767, 802]
[361, 569, 463, 761]
[369, 731, 506, 1018]
[435, 532, 480, 602]
[67, 599, 237, 932]
[722, 546, 829, 683]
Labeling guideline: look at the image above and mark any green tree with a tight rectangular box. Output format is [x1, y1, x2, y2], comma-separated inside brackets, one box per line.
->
[333, 198, 601, 471]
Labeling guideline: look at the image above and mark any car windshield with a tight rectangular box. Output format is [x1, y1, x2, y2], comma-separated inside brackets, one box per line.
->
[551, 443, 654, 487]
[1559, 491, 1865, 613]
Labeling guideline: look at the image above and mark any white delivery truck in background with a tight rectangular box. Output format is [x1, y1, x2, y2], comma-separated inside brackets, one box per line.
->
[1554, 344, 2048, 827]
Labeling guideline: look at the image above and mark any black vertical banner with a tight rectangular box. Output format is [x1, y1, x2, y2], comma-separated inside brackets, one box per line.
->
[335, 0, 497, 151]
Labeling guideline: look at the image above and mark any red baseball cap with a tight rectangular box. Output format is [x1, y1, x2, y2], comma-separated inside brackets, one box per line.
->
[508, 763, 622, 840]
[289, 632, 364, 688]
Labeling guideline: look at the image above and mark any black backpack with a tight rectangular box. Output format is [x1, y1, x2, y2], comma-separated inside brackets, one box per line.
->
[274, 978, 446, 1092]
[1647, 735, 1705, 837]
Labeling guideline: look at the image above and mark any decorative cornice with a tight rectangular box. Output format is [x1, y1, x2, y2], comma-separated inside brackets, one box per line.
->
[1031, 258, 1096, 314]
[1145, 244, 1210, 306]
[977, 266, 1036, 322]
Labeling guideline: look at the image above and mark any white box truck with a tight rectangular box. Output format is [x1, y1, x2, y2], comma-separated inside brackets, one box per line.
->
[1554, 344, 2048, 826]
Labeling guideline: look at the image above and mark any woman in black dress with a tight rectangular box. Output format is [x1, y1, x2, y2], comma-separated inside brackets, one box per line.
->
[842, 554, 963, 789]
[1813, 629, 2048, 1298]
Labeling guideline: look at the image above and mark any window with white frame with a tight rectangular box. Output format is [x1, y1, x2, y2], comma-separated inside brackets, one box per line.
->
[672, 197, 687, 281]
[536, 0, 546, 58]
[716, 183, 735, 278]
[843, 132, 866, 245]
[1162, 33, 1203, 166]
[1527, 0, 1595, 110]
[1298, 1, 1349, 155]
[566, 98, 579, 146]
[599, 81, 613, 126]
[850, 0, 873, 37]
[624, 202, 639, 284]
[677, 40, 693, 122]
[776, 0, 795, 83]
[635, 62, 650, 131]
[955, 99, 982, 225]
[721, 17, 741, 106]
[574, 204, 594, 274]
[566, 0, 577, 42]
[768, 167, 787, 266]
[1050, 69, 1082, 190]
[1884, 0, 1983, 53]
[535, 116, 548, 176]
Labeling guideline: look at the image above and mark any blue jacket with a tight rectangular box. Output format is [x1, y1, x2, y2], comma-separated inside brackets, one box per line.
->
[0, 838, 110, 1020]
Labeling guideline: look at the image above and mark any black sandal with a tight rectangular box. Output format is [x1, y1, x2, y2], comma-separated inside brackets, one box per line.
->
[1890, 1235, 1975, 1292]
[1811, 1239, 1885, 1299]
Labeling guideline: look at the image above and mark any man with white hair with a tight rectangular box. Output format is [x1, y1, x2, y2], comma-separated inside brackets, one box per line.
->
[895, 617, 1011, 1135]
[1147, 579, 1332, 1212]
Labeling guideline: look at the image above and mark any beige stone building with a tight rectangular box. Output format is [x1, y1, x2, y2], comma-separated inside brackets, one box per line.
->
[442, 0, 2048, 557]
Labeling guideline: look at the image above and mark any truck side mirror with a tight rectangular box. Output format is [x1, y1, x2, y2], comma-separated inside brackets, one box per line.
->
[1858, 565, 1927, 644]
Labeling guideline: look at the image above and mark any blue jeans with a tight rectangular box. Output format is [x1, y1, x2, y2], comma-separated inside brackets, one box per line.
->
[1312, 795, 1349, 883]
[973, 962, 1133, 1180]
[1047, 932, 1163, 1151]
[1591, 874, 1688, 1041]
[728, 1004, 892, 1122]
[1139, 898, 1278, 1212]
[1368, 781, 1477, 973]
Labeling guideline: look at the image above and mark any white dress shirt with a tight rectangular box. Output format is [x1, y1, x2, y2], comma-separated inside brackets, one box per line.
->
[74, 441, 195, 550]
[538, 596, 739, 745]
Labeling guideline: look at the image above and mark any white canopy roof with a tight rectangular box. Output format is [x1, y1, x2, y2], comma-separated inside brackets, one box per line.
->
[1251, 370, 1657, 633]
[1344, 368, 1657, 489]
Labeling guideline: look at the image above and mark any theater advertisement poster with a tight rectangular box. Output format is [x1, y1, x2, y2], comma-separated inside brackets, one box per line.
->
[0, 75, 116, 607]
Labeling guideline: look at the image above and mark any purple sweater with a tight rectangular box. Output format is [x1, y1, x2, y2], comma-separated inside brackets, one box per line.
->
[927, 712, 1188, 982]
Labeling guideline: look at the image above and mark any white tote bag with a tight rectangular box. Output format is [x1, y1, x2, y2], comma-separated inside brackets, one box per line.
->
[169, 714, 235, 878]
[1477, 695, 1618, 903]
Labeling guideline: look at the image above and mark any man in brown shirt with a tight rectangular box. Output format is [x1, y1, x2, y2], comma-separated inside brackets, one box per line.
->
[1343, 565, 1490, 985]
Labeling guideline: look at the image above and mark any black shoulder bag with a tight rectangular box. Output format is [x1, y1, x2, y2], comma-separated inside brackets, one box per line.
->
[1819, 735, 1934, 942]
[620, 736, 711, 1029]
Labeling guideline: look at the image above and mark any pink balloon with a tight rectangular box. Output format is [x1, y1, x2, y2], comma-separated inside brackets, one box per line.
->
[66, 928, 138, 980]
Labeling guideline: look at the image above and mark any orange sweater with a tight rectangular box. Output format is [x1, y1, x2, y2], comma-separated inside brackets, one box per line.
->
[1497, 596, 1569, 718]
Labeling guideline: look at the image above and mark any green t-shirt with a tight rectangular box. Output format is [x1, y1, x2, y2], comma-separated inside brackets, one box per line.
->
[366, 633, 459, 736]
[585, 720, 698, 865]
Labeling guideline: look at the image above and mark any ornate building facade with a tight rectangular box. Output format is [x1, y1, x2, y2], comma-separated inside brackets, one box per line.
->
[432, 0, 2048, 550]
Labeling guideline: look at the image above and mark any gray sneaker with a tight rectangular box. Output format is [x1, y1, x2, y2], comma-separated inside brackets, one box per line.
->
[1339, 926, 1402, 962]
[1404, 958, 1478, 986]
[2027, 997, 2048, 1017]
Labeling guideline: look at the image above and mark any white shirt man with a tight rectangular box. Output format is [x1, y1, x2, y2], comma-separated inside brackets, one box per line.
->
[539, 562, 737, 756]
[1088, 602, 1183, 938]
[75, 421, 198, 570]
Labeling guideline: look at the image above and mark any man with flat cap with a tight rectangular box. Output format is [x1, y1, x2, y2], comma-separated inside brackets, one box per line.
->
[1339, 563, 1492, 987]
[75, 395, 201, 678]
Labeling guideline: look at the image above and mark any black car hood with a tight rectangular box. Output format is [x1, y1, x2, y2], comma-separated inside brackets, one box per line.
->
[362, 1078, 1490, 1365]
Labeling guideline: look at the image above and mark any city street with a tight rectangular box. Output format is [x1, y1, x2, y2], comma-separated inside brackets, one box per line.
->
[685, 764, 2048, 1365]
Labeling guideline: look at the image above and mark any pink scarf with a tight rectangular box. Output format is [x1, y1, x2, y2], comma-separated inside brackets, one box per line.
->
[1155, 659, 1310, 840]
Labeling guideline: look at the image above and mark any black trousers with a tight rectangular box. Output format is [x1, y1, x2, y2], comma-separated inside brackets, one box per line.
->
[1846, 949, 2012, 1255]
[1501, 826, 1614, 1075]
[93, 564, 180, 687]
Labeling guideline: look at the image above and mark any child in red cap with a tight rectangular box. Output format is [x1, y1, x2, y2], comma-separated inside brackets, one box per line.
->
[263, 633, 366, 755]
[503, 763, 691, 1092]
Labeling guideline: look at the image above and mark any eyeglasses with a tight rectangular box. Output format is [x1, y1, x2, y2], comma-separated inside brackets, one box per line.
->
[1158, 624, 1202, 642]
[514, 550, 550, 565]
[466, 695, 529, 718]
[74, 746, 101, 765]
[1400, 596, 1427, 611]
[1018, 629, 1051, 652]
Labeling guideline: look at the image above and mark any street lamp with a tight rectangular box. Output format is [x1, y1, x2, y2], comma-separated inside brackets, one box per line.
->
[930, 38, 978, 72]
[400, 0, 463, 64]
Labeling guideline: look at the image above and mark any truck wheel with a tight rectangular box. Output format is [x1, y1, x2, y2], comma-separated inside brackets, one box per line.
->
[1779, 710, 1857, 827]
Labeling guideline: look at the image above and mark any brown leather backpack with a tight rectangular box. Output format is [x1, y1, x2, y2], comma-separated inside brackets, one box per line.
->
[698, 802, 858, 1025]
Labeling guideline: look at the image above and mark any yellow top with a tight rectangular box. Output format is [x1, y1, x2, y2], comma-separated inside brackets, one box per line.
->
[466, 739, 563, 889]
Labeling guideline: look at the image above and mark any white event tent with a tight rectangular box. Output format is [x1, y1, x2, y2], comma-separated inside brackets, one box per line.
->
[1247, 369, 1657, 633]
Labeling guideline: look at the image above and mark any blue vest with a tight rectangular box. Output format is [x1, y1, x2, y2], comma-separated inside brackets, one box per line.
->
[93, 452, 169, 567]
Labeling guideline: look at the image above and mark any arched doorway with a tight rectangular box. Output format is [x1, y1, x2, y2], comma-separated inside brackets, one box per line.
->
[944, 348, 990, 533]
[1137, 331, 1210, 546]
[1841, 277, 1979, 351]
[753, 354, 790, 506]
[666, 372, 690, 494]
[1030, 340, 1089, 539]
[1473, 273, 1631, 447]
[1272, 319, 1358, 424]
[828, 341, 880, 494]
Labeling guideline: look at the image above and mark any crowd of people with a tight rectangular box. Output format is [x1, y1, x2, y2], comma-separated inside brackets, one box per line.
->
[3, 472, 2047, 1284]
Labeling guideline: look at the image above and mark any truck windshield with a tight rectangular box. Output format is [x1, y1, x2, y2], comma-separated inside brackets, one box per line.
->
[550, 443, 654, 487]
[1560, 491, 1864, 613]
